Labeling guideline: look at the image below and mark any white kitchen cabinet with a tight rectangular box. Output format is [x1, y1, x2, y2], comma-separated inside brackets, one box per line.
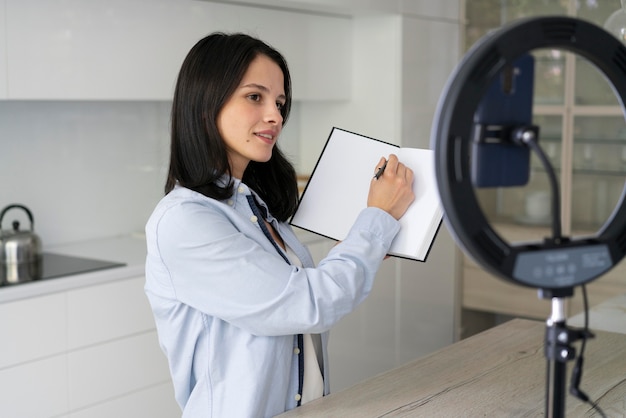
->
[66, 275, 156, 349]
[0, 294, 68, 416]
[219, 0, 460, 19]
[65, 276, 175, 415]
[5, 0, 193, 100]
[0, 356, 68, 417]
[201, 2, 351, 102]
[0, 274, 177, 418]
[4, 0, 350, 101]
[68, 383, 178, 418]
[0, 0, 7, 98]
[68, 332, 169, 411]
[0, 292, 66, 369]
[399, 1, 460, 19]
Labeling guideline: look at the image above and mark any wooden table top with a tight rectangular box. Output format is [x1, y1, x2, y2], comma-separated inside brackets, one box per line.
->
[278, 319, 626, 417]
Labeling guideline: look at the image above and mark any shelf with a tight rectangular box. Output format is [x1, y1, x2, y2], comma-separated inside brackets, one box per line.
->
[573, 137, 626, 144]
[535, 106, 624, 116]
[531, 166, 626, 176]
[572, 168, 626, 176]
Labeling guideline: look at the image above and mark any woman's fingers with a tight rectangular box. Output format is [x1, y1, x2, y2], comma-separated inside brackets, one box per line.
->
[367, 154, 415, 220]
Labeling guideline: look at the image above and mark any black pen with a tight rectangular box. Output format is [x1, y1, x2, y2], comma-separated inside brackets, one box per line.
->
[373, 159, 388, 180]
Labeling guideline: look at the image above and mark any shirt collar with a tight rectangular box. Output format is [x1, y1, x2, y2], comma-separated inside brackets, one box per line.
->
[227, 177, 275, 223]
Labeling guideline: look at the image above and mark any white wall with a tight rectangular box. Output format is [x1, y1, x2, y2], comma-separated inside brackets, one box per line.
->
[0, 99, 305, 248]
[0, 101, 170, 247]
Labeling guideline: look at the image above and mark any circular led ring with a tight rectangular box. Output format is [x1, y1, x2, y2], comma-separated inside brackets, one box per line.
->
[432, 16, 626, 289]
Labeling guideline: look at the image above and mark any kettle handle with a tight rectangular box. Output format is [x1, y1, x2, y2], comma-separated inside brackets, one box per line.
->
[0, 204, 35, 232]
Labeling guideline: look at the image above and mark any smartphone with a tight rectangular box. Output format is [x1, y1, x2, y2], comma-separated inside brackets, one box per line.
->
[471, 54, 535, 188]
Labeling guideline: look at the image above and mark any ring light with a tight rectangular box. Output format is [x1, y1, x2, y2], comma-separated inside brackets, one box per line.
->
[432, 16, 626, 290]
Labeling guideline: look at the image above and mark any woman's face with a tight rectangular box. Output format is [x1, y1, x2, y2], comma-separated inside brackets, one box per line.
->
[217, 54, 286, 179]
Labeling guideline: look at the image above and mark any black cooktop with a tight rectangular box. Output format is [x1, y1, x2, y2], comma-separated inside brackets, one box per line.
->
[1, 252, 126, 286]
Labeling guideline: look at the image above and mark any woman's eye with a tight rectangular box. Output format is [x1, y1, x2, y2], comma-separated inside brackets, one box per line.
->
[248, 94, 261, 102]
[276, 102, 285, 110]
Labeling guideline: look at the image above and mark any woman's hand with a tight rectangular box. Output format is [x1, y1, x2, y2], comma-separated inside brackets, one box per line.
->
[367, 154, 415, 220]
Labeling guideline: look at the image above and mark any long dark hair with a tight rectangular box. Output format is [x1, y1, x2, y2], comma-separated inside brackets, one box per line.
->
[166, 32, 299, 221]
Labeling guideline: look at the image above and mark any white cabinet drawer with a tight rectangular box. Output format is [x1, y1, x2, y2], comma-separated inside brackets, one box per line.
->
[68, 331, 169, 411]
[67, 276, 154, 349]
[0, 274, 169, 417]
[0, 355, 68, 418]
[68, 382, 178, 418]
[0, 292, 66, 368]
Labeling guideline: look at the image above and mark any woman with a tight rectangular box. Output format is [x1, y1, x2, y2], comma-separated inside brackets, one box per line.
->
[145, 32, 415, 417]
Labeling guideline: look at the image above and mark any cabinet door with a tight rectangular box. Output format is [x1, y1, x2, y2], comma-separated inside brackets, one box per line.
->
[68, 332, 170, 411]
[0, 293, 68, 417]
[5, 0, 191, 100]
[65, 275, 173, 412]
[204, 2, 351, 101]
[0, 356, 68, 418]
[0, 292, 67, 368]
[4, 0, 350, 101]
[66, 382, 179, 418]
[67, 276, 155, 349]
[0, 0, 6, 98]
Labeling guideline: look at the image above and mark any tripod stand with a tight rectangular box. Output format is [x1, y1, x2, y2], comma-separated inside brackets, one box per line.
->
[541, 287, 594, 418]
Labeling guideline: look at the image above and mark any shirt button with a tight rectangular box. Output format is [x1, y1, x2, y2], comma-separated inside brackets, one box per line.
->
[227, 199, 234, 206]
[250, 215, 258, 223]
[294, 347, 300, 355]
[295, 394, 302, 402]
[238, 186, 245, 193]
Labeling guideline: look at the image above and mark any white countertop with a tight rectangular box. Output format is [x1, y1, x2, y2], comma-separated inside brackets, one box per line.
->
[0, 229, 328, 304]
[0, 234, 147, 304]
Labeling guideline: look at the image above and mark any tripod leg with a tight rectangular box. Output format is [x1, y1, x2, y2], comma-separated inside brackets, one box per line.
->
[545, 333, 567, 418]
[544, 297, 569, 418]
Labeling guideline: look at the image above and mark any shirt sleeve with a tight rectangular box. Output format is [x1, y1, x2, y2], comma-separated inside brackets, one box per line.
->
[151, 201, 400, 337]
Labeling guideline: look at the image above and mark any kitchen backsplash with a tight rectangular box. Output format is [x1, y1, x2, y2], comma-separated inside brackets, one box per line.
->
[0, 101, 170, 246]
[0, 101, 303, 247]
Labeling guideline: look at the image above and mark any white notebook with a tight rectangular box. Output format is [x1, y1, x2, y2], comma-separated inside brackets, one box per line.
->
[291, 127, 443, 262]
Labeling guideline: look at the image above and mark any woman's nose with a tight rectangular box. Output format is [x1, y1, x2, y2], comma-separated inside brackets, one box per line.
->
[265, 104, 283, 125]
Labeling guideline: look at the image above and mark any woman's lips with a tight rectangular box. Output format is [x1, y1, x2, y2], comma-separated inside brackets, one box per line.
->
[255, 132, 276, 144]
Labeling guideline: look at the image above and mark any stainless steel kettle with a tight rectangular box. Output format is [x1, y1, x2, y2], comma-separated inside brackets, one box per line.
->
[0, 204, 42, 283]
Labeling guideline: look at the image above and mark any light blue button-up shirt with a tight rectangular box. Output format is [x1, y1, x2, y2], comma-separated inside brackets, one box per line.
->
[145, 181, 400, 417]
